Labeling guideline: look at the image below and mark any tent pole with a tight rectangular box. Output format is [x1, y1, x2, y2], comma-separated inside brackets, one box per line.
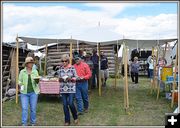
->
[171, 42, 178, 108]
[123, 43, 126, 109]
[150, 47, 155, 94]
[70, 36, 73, 65]
[114, 45, 117, 89]
[125, 45, 129, 109]
[98, 43, 101, 96]
[156, 46, 161, 100]
[77, 40, 79, 51]
[16, 35, 19, 104]
[117, 41, 120, 79]
[163, 42, 168, 59]
[44, 44, 48, 76]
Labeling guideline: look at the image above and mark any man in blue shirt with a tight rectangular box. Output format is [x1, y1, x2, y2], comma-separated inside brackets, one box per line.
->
[100, 52, 109, 87]
[90, 49, 99, 89]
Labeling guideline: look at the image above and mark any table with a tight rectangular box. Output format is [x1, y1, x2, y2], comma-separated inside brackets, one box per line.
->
[39, 80, 60, 94]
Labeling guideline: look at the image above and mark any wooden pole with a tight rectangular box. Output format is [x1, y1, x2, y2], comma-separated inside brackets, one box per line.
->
[123, 43, 126, 109]
[114, 41, 119, 88]
[150, 47, 155, 94]
[70, 37, 73, 65]
[154, 48, 158, 89]
[125, 46, 129, 109]
[98, 43, 101, 96]
[163, 42, 168, 59]
[44, 44, 48, 76]
[16, 35, 19, 104]
[171, 42, 178, 108]
[114, 45, 117, 88]
[117, 43, 120, 79]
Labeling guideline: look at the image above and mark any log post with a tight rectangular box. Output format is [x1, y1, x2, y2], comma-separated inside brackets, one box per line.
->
[16, 35, 19, 104]
[171, 42, 178, 108]
[44, 44, 48, 76]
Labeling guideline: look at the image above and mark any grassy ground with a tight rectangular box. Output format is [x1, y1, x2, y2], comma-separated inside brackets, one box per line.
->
[2, 77, 177, 126]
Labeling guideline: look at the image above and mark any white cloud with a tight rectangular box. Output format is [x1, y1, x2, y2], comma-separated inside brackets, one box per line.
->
[2, 3, 177, 43]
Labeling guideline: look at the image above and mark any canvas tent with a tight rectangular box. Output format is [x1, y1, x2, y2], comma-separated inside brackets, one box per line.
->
[19, 36, 177, 48]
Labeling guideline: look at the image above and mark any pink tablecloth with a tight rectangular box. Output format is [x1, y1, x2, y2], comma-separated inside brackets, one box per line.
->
[39, 80, 60, 94]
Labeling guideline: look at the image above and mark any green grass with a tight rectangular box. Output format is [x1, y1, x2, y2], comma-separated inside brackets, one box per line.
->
[2, 77, 177, 126]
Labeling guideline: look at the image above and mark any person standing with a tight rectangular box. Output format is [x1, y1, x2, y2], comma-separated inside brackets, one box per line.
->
[130, 56, 140, 84]
[100, 52, 109, 87]
[74, 57, 92, 115]
[57, 54, 78, 126]
[18, 57, 40, 126]
[90, 49, 99, 89]
[147, 55, 154, 84]
[85, 53, 94, 91]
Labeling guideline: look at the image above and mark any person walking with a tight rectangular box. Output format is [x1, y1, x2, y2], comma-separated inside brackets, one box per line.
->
[57, 54, 79, 126]
[85, 53, 94, 91]
[18, 57, 40, 126]
[73, 57, 92, 115]
[100, 52, 109, 87]
[130, 56, 140, 84]
[90, 49, 99, 89]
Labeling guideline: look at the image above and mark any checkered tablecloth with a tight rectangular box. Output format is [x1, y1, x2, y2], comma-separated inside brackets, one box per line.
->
[39, 80, 60, 94]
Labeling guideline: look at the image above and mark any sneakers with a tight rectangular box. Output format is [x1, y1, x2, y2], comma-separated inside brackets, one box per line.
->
[84, 109, 88, 113]
[74, 119, 79, 125]
[78, 112, 84, 115]
[64, 122, 70, 126]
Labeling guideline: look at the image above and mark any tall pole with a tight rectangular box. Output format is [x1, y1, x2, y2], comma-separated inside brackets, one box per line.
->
[16, 35, 19, 104]
[171, 42, 178, 108]
[44, 44, 48, 76]
[123, 42, 129, 110]
[150, 47, 155, 94]
[125, 46, 129, 109]
[70, 36, 73, 65]
[98, 43, 101, 96]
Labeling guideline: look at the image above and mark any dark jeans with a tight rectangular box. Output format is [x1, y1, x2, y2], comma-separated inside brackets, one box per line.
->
[88, 77, 92, 90]
[92, 66, 99, 88]
[131, 72, 139, 83]
[61, 93, 78, 123]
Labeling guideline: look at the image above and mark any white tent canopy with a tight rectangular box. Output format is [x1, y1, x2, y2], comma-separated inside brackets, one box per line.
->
[18, 36, 177, 49]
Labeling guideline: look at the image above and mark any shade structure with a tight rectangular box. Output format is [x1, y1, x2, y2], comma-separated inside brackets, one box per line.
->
[19, 36, 177, 49]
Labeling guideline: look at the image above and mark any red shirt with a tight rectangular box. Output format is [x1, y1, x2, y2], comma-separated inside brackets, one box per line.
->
[74, 61, 92, 80]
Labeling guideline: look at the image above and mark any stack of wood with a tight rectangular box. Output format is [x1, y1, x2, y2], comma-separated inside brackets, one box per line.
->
[2, 43, 31, 99]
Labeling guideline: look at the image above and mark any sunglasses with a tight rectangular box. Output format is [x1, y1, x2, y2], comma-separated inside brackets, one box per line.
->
[62, 60, 68, 62]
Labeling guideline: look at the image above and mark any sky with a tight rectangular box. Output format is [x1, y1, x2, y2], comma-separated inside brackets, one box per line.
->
[2, 2, 178, 42]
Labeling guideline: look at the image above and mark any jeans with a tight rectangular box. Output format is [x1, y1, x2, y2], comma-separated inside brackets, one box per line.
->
[131, 72, 139, 83]
[75, 81, 89, 112]
[20, 92, 38, 125]
[92, 66, 99, 88]
[61, 93, 78, 123]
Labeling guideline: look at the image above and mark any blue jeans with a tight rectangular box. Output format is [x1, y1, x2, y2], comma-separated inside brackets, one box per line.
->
[149, 69, 153, 79]
[75, 81, 89, 112]
[20, 92, 38, 125]
[61, 93, 78, 123]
